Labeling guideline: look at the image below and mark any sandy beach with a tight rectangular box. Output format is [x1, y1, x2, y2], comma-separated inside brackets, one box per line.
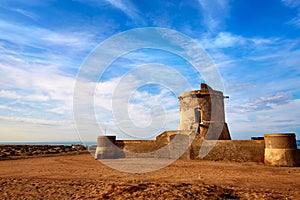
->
[0, 153, 299, 199]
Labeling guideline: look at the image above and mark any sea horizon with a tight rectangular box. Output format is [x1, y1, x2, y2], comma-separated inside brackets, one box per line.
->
[1, 140, 300, 149]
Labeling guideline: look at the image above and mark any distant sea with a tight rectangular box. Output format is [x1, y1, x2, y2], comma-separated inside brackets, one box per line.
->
[1, 141, 300, 149]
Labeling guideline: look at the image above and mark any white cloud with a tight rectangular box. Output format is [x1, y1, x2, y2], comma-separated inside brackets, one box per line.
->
[0, 116, 78, 142]
[227, 99, 300, 139]
[45, 105, 71, 115]
[282, 0, 300, 8]
[213, 32, 245, 48]
[80, 0, 143, 23]
[13, 8, 39, 20]
[1, 9, 299, 142]
[197, 0, 230, 32]
[281, 0, 300, 28]
[41, 31, 95, 47]
[0, 105, 22, 112]
[0, 4, 40, 20]
[104, 0, 139, 20]
[0, 57, 76, 119]
[0, 90, 21, 99]
[0, 62, 74, 102]
[0, 116, 72, 127]
[200, 32, 275, 49]
[0, 18, 97, 56]
[227, 93, 291, 113]
[91, 73, 180, 139]
[128, 89, 178, 128]
[23, 94, 50, 102]
[289, 13, 300, 28]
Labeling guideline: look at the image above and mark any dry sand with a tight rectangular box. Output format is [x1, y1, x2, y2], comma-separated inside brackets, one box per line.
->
[0, 153, 299, 199]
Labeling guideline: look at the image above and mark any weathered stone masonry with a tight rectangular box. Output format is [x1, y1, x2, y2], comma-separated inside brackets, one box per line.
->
[95, 83, 234, 160]
[178, 83, 231, 140]
[94, 83, 299, 165]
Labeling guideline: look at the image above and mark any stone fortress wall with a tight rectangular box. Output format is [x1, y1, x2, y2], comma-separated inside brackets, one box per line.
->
[94, 83, 300, 166]
[94, 132, 266, 162]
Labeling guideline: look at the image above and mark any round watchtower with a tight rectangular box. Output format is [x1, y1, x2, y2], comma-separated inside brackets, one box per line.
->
[178, 83, 231, 140]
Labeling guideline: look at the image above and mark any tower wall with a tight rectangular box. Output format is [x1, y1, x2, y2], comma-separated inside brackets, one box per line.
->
[178, 83, 231, 140]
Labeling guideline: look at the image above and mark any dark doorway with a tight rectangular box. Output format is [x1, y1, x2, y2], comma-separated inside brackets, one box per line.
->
[194, 108, 202, 134]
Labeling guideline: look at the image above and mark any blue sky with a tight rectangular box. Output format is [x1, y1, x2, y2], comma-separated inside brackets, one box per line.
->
[0, 0, 300, 142]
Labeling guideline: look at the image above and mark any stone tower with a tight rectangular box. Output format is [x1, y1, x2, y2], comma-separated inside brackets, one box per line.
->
[178, 83, 231, 140]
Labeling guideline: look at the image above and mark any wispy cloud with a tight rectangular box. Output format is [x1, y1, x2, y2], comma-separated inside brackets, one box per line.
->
[0, 116, 78, 142]
[93, 71, 180, 139]
[104, 0, 139, 20]
[1, 1, 299, 141]
[227, 99, 300, 139]
[282, 0, 300, 8]
[197, 0, 230, 32]
[0, 90, 21, 99]
[0, 116, 73, 127]
[0, 19, 97, 51]
[0, 3, 41, 20]
[197, 30, 300, 139]
[80, 0, 144, 24]
[281, 0, 300, 28]
[288, 13, 300, 28]
[227, 93, 291, 113]
[0, 21, 100, 78]
[200, 32, 276, 49]
[0, 58, 75, 118]
[0, 105, 22, 112]
[13, 8, 39, 21]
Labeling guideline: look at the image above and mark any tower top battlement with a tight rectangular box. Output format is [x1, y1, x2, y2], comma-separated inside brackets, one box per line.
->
[179, 83, 224, 100]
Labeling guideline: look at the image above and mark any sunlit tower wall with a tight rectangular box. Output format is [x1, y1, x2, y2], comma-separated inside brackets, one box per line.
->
[178, 83, 231, 140]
